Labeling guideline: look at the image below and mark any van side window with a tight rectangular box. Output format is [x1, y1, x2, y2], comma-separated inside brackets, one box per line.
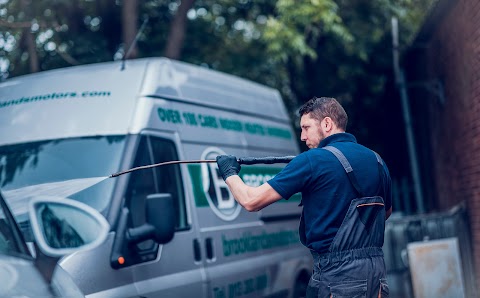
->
[150, 136, 188, 230]
[125, 136, 156, 230]
[125, 135, 189, 233]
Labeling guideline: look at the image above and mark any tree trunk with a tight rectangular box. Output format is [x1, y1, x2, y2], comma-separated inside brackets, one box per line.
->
[96, 0, 122, 57]
[55, 0, 84, 35]
[122, 0, 139, 59]
[164, 0, 196, 60]
[24, 28, 39, 73]
[20, 0, 39, 73]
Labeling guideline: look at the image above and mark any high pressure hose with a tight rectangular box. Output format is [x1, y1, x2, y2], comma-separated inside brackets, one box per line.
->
[109, 156, 296, 178]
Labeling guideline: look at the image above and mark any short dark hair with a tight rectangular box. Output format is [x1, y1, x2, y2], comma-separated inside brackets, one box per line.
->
[298, 97, 348, 130]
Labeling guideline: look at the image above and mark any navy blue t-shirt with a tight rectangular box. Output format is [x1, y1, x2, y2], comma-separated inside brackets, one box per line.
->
[267, 133, 392, 253]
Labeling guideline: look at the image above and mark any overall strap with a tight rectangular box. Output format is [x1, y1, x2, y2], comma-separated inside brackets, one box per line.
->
[323, 146, 385, 197]
[323, 146, 364, 197]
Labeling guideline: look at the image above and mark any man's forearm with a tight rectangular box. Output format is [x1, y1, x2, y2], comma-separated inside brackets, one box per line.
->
[225, 175, 283, 212]
[225, 175, 258, 211]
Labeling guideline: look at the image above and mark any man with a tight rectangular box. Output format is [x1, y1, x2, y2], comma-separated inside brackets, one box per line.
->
[216, 97, 392, 298]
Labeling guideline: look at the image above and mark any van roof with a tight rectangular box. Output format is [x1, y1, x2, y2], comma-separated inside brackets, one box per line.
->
[0, 58, 292, 146]
[139, 58, 290, 121]
[2, 58, 289, 119]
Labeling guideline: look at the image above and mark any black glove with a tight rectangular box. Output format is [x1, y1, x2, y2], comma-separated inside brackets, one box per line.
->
[216, 155, 241, 181]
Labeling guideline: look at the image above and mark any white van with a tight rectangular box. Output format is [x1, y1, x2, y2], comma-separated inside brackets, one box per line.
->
[0, 58, 312, 298]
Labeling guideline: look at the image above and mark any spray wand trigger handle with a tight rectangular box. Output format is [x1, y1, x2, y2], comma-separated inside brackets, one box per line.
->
[237, 156, 295, 165]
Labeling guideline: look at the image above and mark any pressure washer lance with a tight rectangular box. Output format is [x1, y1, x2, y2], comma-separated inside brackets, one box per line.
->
[109, 156, 296, 178]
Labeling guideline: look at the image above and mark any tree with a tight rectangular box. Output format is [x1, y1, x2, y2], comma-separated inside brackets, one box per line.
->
[0, 0, 124, 77]
[0, 0, 434, 169]
[122, 0, 139, 59]
[164, 0, 196, 59]
[251, 0, 434, 154]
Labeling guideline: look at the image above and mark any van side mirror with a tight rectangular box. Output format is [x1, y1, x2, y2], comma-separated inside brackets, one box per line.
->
[29, 197, 110, 258]
[127, 194, 175, 244]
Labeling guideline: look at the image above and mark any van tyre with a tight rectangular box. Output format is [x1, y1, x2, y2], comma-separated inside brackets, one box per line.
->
[292, 271, 309, 298]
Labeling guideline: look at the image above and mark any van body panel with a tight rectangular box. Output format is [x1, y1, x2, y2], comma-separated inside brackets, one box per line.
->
[0, 61, 148, 146]
[0, 58, 312, 298]
[59, 235, 137, 296]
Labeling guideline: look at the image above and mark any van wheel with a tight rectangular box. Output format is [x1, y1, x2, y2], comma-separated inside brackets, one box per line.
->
[292, 271, 309, 298]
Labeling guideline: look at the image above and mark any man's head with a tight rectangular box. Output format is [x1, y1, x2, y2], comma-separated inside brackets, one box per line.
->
[298, 97, 348, 148]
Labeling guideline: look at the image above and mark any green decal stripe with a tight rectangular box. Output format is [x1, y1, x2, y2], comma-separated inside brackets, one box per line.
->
[239, 166, 283, 176]
[1, 91, 111, 109]
[284, 193, 302, 203]
[157, 107, 292, 140]
[222, 230, 300, 257]
[267, 126, 291, 139]
[188, 164, 209, 207]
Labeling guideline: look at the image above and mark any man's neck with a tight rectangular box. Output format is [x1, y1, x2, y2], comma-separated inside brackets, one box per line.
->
[326, 129, 345, 138]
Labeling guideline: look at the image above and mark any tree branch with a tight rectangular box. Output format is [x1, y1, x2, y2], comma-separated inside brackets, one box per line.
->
[55, 49, 80, 65]
[0, 19, 62, 31]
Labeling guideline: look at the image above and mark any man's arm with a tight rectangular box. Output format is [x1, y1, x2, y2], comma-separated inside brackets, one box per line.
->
[225, 175, 283, 211]
[386, 206, 392, 220]
[216, 155, 283, 212]
[382, 159, 393, 221]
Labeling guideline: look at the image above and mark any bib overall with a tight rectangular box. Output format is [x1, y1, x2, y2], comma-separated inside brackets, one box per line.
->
[304, 146, 389, 298]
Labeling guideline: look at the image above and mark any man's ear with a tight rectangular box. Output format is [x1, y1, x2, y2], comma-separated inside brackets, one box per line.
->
[323, 117, 333, 131]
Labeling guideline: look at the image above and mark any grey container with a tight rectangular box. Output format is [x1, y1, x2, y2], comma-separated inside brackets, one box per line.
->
[383, 203, 477, 298]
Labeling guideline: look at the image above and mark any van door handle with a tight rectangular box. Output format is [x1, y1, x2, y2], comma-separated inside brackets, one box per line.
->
[193, 239, 201, 262]
[205, 237, 214, 261]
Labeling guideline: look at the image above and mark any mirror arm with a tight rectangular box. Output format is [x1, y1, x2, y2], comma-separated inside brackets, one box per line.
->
[34, 242, 60, 284]
[126, 224, 155, 244]
[110, 207, 129, 269]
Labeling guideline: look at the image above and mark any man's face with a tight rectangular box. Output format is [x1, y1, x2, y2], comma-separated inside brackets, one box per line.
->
[300, 113, 325, 149]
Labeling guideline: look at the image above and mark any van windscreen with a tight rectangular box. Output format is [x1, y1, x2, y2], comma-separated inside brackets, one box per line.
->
[0, 136, 126, 219]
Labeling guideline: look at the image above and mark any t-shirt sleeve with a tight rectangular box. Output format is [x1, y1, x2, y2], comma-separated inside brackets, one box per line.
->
[267, 153, 311, 200]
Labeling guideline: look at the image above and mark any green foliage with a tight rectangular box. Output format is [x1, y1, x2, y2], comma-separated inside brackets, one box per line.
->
[263, 0, 352, 63]
[0, 0, 434, 154]
[0, 0, 121, 77]
[254, 0, 434, 153]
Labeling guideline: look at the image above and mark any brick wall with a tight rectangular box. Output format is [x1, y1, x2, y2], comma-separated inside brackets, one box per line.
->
[410, 0, 480, 289]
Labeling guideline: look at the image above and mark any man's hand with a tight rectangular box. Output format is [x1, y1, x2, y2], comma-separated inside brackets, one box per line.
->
[216, 155, 241, 181]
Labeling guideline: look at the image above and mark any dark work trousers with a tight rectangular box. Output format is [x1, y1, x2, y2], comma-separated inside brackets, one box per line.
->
[306, 147, 389, 298]
[306, 197, 389, 298]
